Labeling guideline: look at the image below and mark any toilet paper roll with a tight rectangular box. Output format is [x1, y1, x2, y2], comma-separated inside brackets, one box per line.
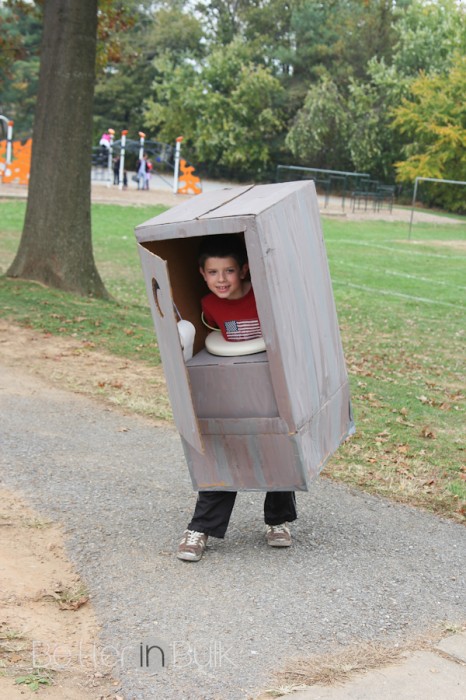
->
[177, 320, 196, 362]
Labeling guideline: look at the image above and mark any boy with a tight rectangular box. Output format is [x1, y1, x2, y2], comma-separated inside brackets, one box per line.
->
[177, 234, 297, 562]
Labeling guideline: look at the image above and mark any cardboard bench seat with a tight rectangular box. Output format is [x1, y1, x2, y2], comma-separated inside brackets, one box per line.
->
[186, 349, 278, 420]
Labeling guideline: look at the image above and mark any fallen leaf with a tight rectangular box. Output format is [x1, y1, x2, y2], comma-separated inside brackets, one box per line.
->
[59, 596, 89, 611]
[396, 417, 415, 427]
[420, 426, 436, 439]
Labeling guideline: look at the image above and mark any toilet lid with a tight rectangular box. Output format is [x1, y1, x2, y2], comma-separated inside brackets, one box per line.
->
[205, 331, 266, 357]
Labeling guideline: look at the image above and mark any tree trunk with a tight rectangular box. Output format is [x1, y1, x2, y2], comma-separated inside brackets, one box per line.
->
[7, 0, 108, 298]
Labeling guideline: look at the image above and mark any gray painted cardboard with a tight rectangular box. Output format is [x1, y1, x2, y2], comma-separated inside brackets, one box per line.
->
[135, 180, 354, 491]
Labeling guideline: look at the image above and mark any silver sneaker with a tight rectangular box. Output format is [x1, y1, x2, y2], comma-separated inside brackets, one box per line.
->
[266, 523, 291, 547]
[177, 529, 208, 561]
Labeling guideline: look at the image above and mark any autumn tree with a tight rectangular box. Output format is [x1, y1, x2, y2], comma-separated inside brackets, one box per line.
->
[285, 0, 465, 182]
[7, 0, 108, 297]
[391, 54, 466, 212]
[144, 39, 284, 179]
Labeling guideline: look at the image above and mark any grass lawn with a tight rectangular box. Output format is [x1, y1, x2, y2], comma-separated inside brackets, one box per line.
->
[324, 218, 465, 521]
[0, 200, 465, 521]
[0, 202, 164, 364]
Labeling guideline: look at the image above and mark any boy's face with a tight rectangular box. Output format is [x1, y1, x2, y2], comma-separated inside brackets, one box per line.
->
[200, 256, 249, 300]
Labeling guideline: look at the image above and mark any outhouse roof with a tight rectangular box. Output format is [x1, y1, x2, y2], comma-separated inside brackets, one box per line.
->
[134, 180, 313, 241]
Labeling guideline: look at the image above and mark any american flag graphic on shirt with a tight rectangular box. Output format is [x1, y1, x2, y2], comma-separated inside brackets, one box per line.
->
[224, 319, 262, 341]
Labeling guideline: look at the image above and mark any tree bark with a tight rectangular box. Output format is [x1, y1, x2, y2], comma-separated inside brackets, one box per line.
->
[7, 0, 109, 298]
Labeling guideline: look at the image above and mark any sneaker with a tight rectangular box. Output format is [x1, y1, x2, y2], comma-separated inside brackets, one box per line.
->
[177, 529, 208, 561]
[266, 523, 291, 547]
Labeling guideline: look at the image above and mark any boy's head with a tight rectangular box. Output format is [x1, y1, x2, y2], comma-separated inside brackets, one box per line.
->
[198, 234, 249, 301]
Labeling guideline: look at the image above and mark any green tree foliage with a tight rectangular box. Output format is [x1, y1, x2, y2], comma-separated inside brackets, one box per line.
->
[337, 0, 397, 81]
[195, 0, 250, 46]
[391, 54, 466, 212]
[281, 0, 398, 112]
[391, 0, 466, 76]
[2, 0, 465, 198]
[93, 3, 204, 139]
[279, 0, 402, 173]
[0, 1, 43, 138]
[144, 39, 284, 179]
[285, 76, 350, 170]
[286, 0, 465, 186]
[346, 59, 410, 180]
[145, 5, 204, 58]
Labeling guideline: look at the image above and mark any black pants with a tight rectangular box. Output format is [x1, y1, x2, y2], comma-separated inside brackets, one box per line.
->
[188, 491, 297, 539]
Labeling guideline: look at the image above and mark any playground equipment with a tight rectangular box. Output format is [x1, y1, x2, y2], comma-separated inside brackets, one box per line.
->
[92, 130, 202, 195]
[0, 116, 32, 185]
[118, 129, 128, 190]
[0, 116, 13, 171]
[173, 136, 183, 193]
[1, 120, 201, 193]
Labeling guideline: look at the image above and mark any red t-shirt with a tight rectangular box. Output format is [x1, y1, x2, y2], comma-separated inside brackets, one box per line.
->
[202, 287, 262, 342]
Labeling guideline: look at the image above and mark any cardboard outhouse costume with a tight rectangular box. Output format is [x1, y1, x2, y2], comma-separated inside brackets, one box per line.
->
[135, 181, 354, 491]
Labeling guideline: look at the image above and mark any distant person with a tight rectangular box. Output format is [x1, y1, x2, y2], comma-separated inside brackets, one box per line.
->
[99, 133, 112, 162]
[113, 156, 120, 186]
[136, 153, 149, 190]
[99, 132, 112, 149]
[144, 159, 153, 190]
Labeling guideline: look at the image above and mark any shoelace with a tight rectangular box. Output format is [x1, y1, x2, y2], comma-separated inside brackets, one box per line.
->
[185, 530, 205, 546]
[268, 524, 289, 534]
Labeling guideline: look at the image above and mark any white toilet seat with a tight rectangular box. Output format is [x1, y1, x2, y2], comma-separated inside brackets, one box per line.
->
[205, 331, 266, 357]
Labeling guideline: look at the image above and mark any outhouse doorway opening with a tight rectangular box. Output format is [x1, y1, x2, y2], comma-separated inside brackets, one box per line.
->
[140, 232, 280, 420]
[141, 231, 254, 357]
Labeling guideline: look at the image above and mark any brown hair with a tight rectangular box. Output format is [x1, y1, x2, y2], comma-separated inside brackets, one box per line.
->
[198, 234, 247, 269]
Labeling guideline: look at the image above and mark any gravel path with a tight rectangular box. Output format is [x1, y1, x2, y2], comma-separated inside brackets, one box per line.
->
[1, 363, 464, 699]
